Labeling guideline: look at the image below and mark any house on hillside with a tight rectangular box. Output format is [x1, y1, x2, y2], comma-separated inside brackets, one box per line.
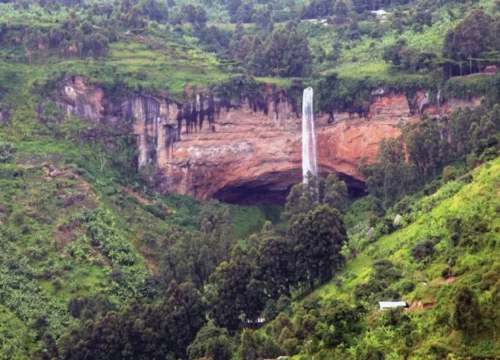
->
[379, 301, 408, 310]
[371, 9, 389, 20]
[246, 315, 266, 328]
[301, 19, 328, 26]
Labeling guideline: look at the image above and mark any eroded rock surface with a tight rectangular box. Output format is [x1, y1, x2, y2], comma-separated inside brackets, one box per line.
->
[54, 76, 480, 204]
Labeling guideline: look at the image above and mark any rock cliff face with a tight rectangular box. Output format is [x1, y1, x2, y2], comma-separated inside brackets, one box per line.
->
[54, 77, 479, 204]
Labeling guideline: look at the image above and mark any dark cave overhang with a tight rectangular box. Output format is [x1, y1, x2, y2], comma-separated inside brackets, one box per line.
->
[212, 167, 366, 205]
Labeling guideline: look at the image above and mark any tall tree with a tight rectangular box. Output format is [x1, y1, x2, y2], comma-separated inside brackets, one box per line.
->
[322, 174, 348, 213]
[443, 9, 494, 74]
[404, 117, 443, 179]
[288, 205, 347, 290]
[187, 323, 234, 360]
[258, 234, 296, 299]
[209, 249, 265, 331]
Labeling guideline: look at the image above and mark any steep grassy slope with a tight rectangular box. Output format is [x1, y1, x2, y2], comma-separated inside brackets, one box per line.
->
[0, 134, 283, 358]
[299, 159, 500, 358]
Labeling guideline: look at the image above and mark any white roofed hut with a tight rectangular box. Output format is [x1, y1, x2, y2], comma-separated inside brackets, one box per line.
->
[379, 301, 408, 310]
[371, 9, 389, 20]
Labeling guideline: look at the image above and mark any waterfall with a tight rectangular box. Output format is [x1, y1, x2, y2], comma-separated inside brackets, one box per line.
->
[302, 87, 318, 182]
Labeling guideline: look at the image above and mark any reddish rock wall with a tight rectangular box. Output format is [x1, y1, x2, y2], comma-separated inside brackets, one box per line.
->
[163, 92, 413, 203]
[54, 78, 480, 204]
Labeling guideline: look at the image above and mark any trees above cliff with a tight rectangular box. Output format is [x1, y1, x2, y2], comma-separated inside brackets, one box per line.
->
[442, 9, 499, 75]
[229, 24, 313, 77]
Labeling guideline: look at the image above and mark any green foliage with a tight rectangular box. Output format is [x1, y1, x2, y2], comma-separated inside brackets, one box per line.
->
[452, 286, 482, 336]
[258, 230, 295, 299]
[410, 240, 435, 262]
[1, 1, 500, 359]
[288, 204, 348, 291]
[302, 157, 500, 359]
[0, 230, 75, 350]
[58, 281, 206, 359]
[236, 329, 280, 360]
[187, 323, 234, 360]
[209, 253, 265, 331]
[283, 173, 348, 222]
[443, 9, 498, 76]
[317, 300, 366, 347]
[443, 165, 459, 182]
[0, 142, 15, 163]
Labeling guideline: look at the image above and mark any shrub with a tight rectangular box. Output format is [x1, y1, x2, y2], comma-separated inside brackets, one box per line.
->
[140, 233, 157, 246]
[353, 280, 385, 301]
[52, 277, 63, 290]
[410, 240, 435, 262]
[264, 299, 278, 321]
[434, 310, 451, 327]
[452, 286, 482, 336]
[135, 70, 148, 80]
[394, 196, 414, 215]
[368, 213, 379, 227]
[293, 314, 317, 340]
[271, 313, 293, 339]
[380, 215, 396, 234]
[281, 337, 298, 356]
[481, 271, 499, 291]
[103, 186, 119, 196]
[277, 295, 292, 316]
[441, 267, 452, 279]
[372, 259, 401, 281]
[396, 280, 416, 294]
[0, 142, 15, 164]
[442, 166, 458, 182]
[423, 180, 440, 196]
[302, 295, 321, 313]
[144, 204, 167, 220]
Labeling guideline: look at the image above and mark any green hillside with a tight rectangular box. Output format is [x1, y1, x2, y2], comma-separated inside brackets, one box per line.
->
[1, 0, 500, 358]
[294, 160, 500, 358]
[0, 136, 280, 358]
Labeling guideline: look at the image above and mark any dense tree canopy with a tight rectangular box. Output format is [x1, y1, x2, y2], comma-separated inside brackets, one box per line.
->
[58, 282, 205, 359]
[288, 204, 347, 290]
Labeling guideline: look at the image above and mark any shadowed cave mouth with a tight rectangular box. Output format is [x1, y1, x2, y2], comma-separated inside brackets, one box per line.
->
[213, 168, 366, 205]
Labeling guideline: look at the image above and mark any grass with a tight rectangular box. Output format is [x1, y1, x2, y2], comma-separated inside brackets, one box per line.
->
[333, 61, 391, 79]
[255, 76, 295, 88]
[229, 204, 287, 240]
[298, 158, 500, 357]
[46, 40, 230, 99]
[0, 305, 36, 359]
[0, 26, 229, 101]
[38, 265, 108, 301]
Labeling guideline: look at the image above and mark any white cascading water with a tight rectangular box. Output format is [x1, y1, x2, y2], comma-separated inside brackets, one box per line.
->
[302, 87, 318, 182]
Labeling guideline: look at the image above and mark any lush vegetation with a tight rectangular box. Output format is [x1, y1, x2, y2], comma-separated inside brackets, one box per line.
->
[0, 0, 500, 359]
[2, 0, 500, 102]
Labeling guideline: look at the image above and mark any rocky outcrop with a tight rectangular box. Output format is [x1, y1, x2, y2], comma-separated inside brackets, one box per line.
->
[166, 93, 409, 204]
[53, 76, 481, 204]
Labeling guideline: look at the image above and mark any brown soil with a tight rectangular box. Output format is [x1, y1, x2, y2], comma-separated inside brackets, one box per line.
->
[408, 300, 436, 311]
[436, 276, 458, 285]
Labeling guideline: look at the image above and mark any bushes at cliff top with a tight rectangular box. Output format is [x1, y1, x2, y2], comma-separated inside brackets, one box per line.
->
[444, 74, 500, 102]
[314, 71, 438, 114]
